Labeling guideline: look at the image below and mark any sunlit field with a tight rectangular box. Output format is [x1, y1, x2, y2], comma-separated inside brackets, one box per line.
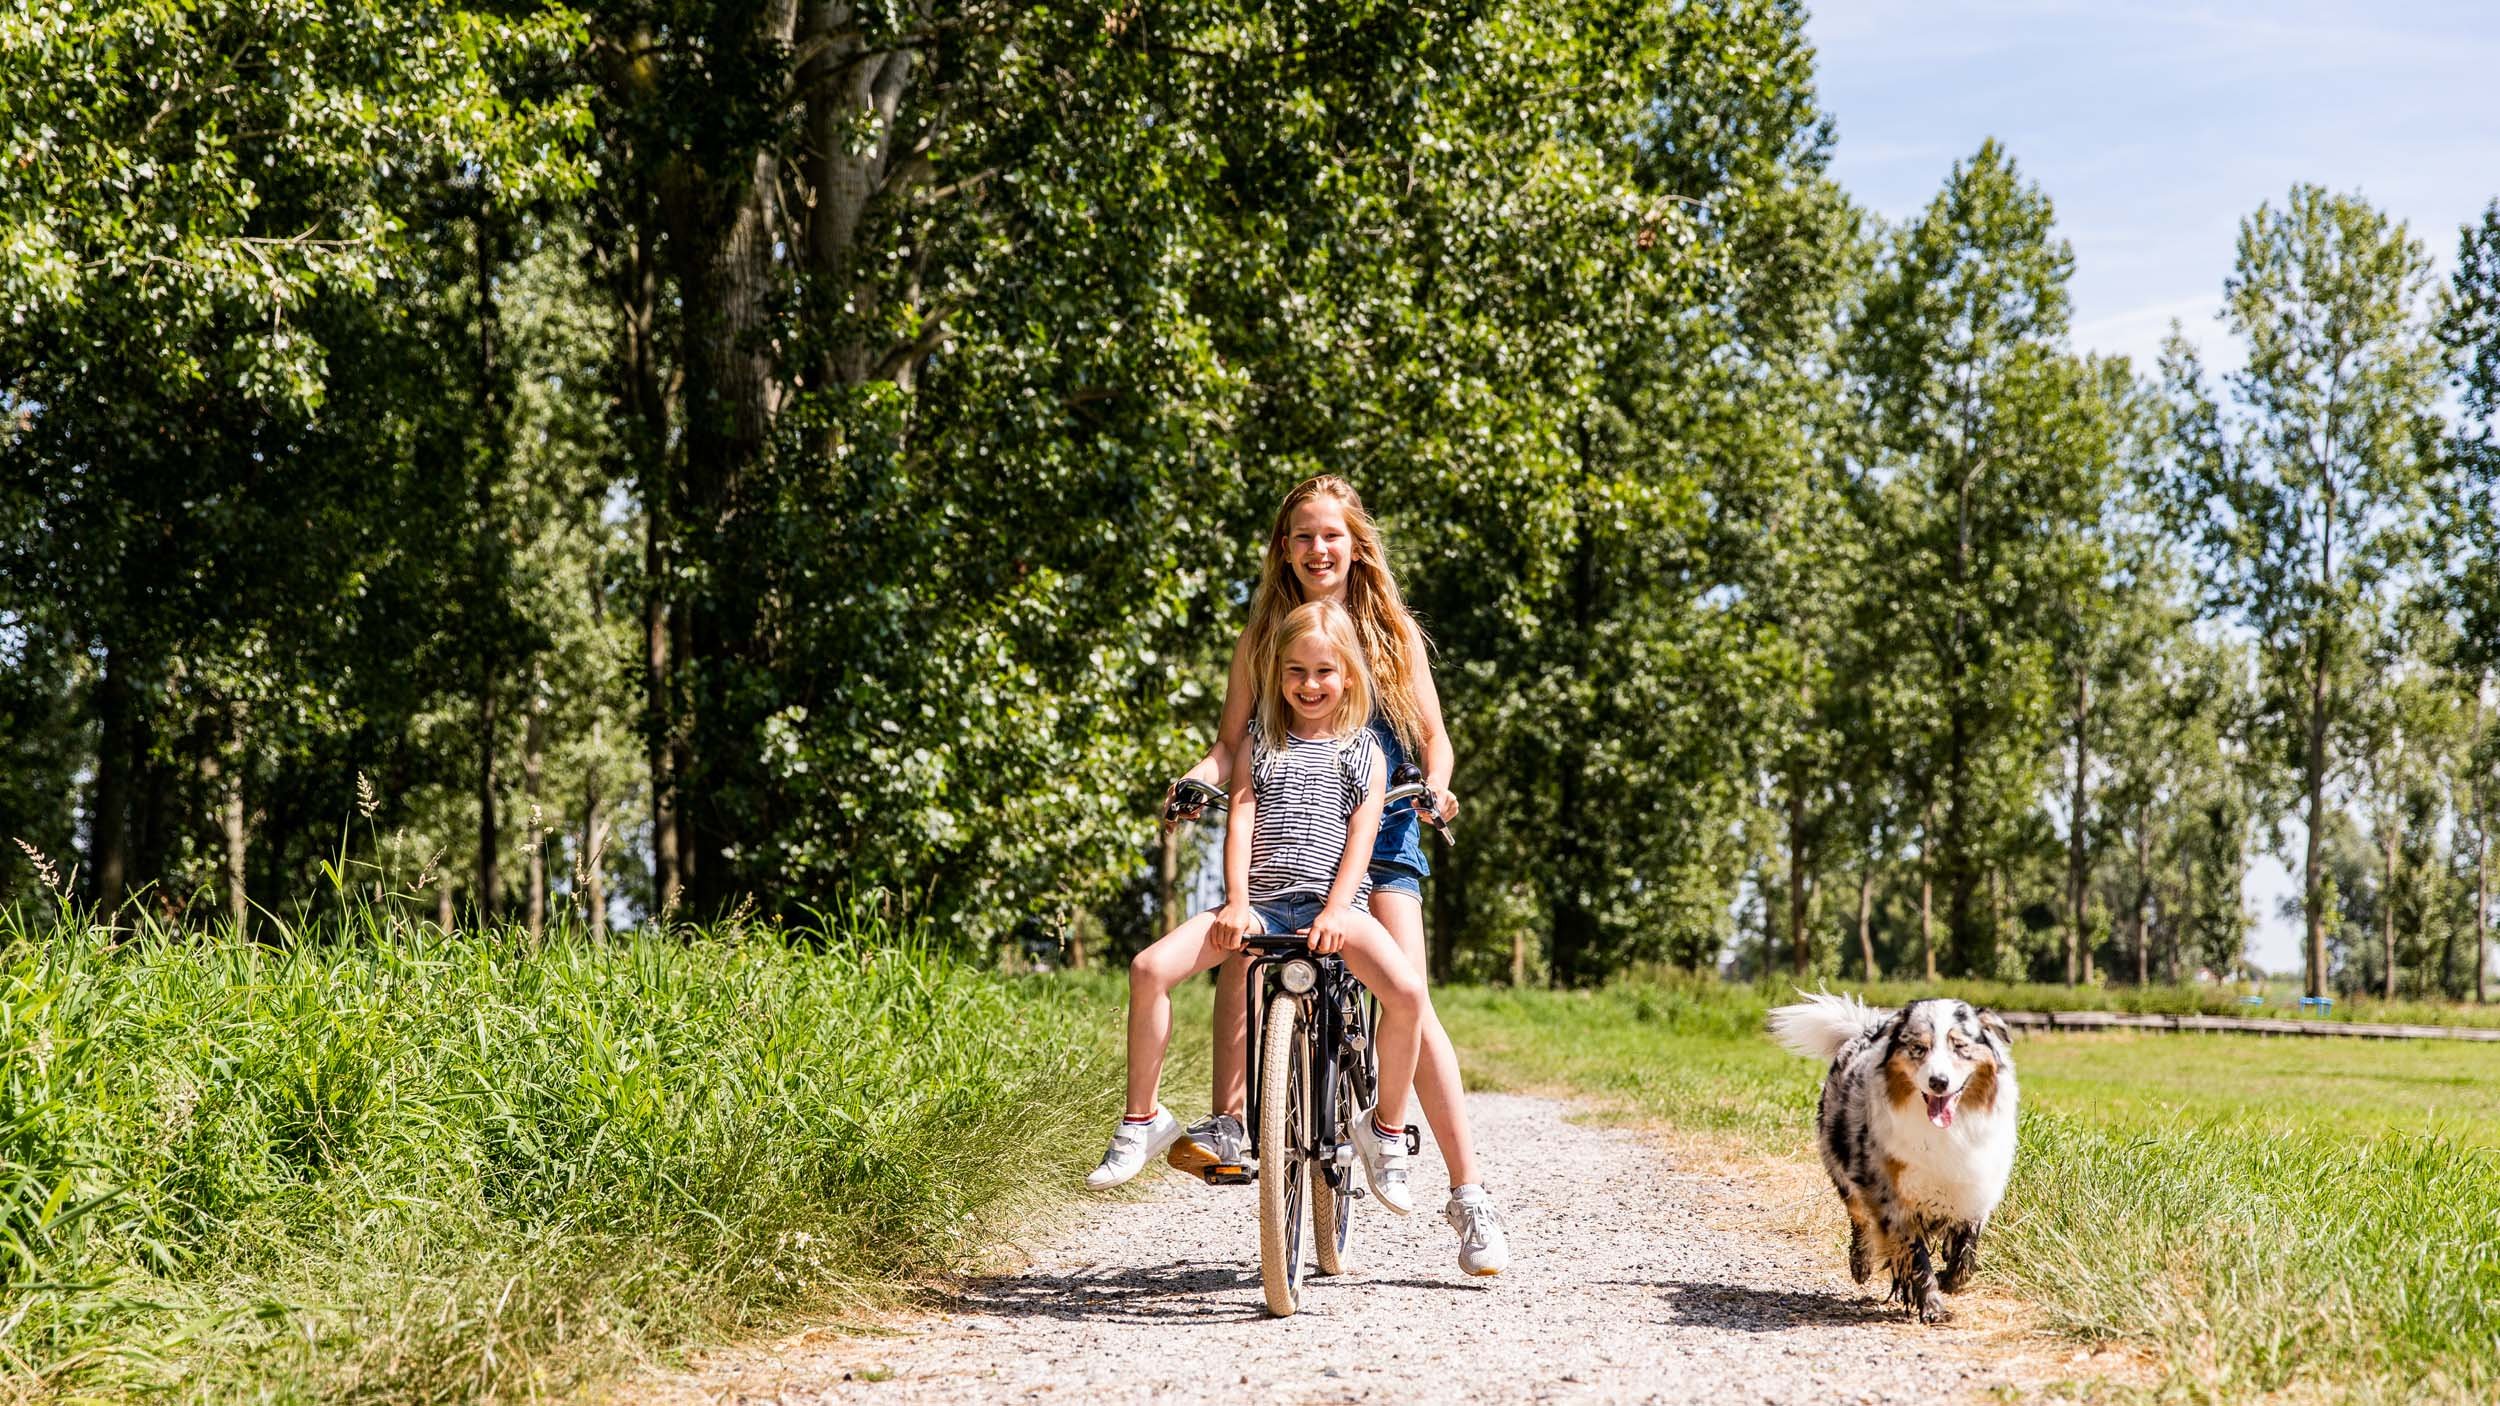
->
[1442, 979, 2500, 1405]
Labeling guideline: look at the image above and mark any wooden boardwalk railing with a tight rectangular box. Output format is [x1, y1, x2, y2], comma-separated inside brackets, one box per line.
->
[2000, 1009, 2500, 1043]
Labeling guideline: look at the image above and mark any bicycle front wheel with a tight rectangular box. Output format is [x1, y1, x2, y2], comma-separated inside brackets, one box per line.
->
[1312, 1002, 1368, 1276]
[1257, 991, 1311, 1316]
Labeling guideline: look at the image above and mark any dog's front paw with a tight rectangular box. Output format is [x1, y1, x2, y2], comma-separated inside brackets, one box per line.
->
[1917, 1296, 1953, 1325]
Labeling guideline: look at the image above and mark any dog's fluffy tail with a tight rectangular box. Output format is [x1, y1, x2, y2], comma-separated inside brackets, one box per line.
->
[1767, 989, 1888, 1062]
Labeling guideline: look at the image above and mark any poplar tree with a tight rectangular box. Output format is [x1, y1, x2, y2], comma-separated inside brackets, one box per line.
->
[2162, 186, 2446, 998]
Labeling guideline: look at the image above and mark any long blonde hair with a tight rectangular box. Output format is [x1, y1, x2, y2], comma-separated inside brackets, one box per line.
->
[1243, 476, 1428, 752]
[1254, 600, 1375, 746]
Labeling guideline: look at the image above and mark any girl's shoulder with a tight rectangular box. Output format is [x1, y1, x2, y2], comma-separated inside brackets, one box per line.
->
[1336, 729, 1384, 793]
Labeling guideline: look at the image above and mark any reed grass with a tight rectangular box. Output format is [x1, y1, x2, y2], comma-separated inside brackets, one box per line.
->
[0, 902, 1128, 1403]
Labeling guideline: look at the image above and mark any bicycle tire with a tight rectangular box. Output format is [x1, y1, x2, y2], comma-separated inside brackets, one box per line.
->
[1257, 992, 1311, 1316]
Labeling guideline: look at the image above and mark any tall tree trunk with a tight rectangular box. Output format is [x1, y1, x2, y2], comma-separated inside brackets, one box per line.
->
[476, 684, 500, 920]
[198, 703, 247, 932]
[89, 647, 134, 915]
[2133, 800, 2152, 987]
[2442, 819, 2462, 998]
[2477, 766, 2490, 1005]
[1940, 460, 1984, 977]
[646, 492, 679, 909]
[2303, 492, 2337, 998]
[1919, 798, 1938, 982]
[1786, 779, 1812, 976]
[218, 701, 247, 930]
[2475, 687, 2490, 1004]
[671, 597, 698, 901]
[523, 681, 547, 940]
[582, 730, 608, 943]
[672, 10, 794, 913]
[1856, 859, 1878, 981]
[2381, 815, 2400, 1000]
[2067, 660, 2090, 985]
[1153, 825, 1180, 946]
[472, 205, 507, 926]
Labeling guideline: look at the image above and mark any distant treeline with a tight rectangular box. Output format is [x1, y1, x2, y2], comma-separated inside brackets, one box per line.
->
[4, 2, 2497, 996]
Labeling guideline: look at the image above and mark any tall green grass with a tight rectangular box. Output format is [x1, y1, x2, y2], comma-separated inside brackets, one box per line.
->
[1442, 979, 2500, 1405]
[0, 905, 1135, 1403]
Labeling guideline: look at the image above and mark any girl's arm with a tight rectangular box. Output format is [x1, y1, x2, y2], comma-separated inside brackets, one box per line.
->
[1405, 630, 1460, 821]
[1210, 733, 1257, 949]
[1308, 738, 1386, 955]
[1181, 633, 1257, 790]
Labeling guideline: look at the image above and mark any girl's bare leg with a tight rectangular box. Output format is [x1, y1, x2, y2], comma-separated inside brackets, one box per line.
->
[1210, 952, 1251, 1119]
[1370, 890, 1478, 1187]
[1336, 919, 1428, 1128]
[1126, 914, 1229, 1118]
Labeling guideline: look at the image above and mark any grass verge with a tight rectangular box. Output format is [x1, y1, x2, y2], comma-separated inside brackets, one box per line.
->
[2, 905, 1134, 1403]
[1441, 977, 2500, 1406]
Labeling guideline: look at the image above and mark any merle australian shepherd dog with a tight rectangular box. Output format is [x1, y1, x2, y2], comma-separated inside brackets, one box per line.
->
[1768, 992, 2019, 1324]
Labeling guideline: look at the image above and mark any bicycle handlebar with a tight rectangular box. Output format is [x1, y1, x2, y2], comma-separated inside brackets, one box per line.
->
[1162, 776, 1451, 845]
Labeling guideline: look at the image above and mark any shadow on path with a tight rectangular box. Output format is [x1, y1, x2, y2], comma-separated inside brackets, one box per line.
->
[943, 1260, 1495, 1328]
[1623, 1280, 1906, 1332]
[948, 1260, 1267, 1326]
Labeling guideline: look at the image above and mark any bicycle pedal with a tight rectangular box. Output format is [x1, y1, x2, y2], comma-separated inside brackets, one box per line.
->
[1404, 1125, 1422, 1154]
[1204, 1163, 1254, 1185]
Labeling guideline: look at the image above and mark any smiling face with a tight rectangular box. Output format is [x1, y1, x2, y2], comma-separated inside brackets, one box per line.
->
[1881, 1000, 2010, 1131]
[1278, 631, 1351, 734]
[1286, 497, 1357, 600]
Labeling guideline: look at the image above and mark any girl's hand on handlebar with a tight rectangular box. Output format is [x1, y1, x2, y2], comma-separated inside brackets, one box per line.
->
[1418, 787, 1459, 824]
[1209, 902, 1256, 951]
[1307, 901, 1360, 955]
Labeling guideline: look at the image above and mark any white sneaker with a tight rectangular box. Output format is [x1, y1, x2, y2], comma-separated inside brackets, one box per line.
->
[1086, 1109, 1182, 1189]
[1354, 1107, 1415, 1215]
[1445, 1190, 1509, 1276]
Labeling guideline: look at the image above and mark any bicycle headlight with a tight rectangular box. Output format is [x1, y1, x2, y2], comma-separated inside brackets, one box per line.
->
[1278, 959, 1319, 994]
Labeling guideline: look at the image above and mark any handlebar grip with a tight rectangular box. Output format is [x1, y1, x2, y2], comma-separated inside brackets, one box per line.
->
[1163, 779, 1228, 820]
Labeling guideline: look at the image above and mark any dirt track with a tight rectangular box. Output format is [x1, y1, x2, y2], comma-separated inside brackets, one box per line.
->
[650, 1091, 2041, 1405]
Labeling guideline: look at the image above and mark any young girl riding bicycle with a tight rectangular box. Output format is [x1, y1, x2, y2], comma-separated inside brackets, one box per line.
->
[1086, 599, 1431, 1214]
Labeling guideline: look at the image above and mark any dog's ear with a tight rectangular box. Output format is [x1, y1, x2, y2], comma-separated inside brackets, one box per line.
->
[1977, 1009, 2013, 1049]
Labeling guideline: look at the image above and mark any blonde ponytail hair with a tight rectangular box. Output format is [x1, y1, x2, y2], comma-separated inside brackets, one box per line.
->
[1242, 476, 1428, 752]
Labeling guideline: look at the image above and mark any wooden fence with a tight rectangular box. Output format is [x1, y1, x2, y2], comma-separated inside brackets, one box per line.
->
[2001, 1009, 2500, 1043]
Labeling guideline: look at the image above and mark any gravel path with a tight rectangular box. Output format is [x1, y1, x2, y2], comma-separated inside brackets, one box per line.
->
[657, 1092, 2023, 1405]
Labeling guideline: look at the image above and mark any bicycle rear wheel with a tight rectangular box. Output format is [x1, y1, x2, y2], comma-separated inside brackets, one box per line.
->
[1257, 992, 1312, 1316]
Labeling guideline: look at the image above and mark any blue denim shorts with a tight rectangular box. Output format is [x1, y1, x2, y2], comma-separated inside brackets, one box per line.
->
[1367, 862, 1424, 901]
[1247, 892, 1326, 936]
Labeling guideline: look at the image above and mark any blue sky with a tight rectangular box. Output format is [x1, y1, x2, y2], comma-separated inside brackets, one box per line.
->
[1804, 1, 2500, 973]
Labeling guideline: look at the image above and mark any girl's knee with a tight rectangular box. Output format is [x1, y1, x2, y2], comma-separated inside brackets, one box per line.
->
[1128, 948, 1172, 993]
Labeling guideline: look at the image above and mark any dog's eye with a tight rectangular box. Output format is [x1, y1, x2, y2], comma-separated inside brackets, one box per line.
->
[1902, 1041, 1928, 1059]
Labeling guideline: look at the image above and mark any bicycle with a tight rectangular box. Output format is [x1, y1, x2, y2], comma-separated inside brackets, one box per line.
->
[1162, 764, 1450, 1316]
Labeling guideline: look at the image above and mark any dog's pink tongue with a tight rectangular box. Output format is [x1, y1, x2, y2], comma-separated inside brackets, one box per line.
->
[1924, 1093, 1955, 1129]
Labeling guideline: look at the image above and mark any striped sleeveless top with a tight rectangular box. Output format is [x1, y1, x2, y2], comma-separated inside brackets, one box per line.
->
[1247, 723, 1384, 902]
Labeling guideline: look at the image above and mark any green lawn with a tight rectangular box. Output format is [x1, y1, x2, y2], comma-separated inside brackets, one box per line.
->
[1440, 979, 2500, 1406]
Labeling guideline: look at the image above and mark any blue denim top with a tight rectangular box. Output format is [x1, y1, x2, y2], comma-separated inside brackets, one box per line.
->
[1366, 713, 1430, 876]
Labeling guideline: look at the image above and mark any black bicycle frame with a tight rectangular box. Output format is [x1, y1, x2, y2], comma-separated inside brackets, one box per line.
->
[1242, 937, 1361, 1194]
